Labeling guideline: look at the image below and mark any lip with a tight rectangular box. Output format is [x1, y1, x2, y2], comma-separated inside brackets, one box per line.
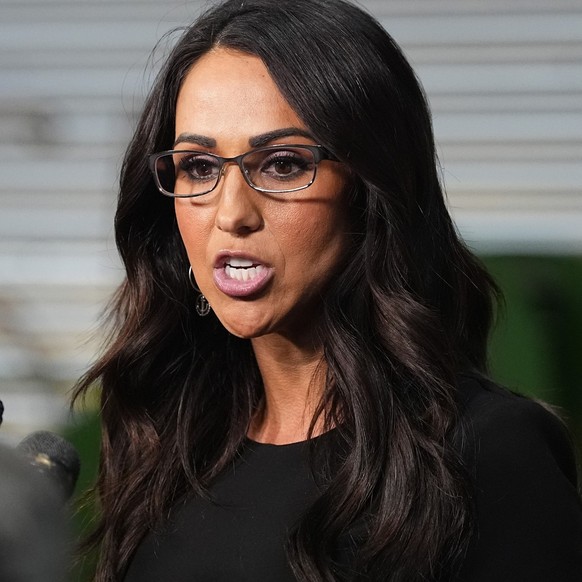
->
[213, 251, 274, 298]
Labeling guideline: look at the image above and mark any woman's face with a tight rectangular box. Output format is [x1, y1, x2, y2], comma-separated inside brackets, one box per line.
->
[174, 48, 351, 341]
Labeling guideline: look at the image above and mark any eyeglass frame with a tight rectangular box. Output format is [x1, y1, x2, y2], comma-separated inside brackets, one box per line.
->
[148, 144, 339, 198]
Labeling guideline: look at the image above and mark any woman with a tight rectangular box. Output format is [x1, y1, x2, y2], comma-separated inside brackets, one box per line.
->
[75, 0, 582, 580]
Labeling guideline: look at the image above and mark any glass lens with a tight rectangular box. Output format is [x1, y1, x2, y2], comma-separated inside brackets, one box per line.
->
[175, 151, 222, 195]
[243, 147, 316, 191]
[153, 154, 176, 194]
[154, 152, 221, 196]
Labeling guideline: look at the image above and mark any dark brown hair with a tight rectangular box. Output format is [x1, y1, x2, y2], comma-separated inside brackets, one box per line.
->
[74, 0, 499, 580]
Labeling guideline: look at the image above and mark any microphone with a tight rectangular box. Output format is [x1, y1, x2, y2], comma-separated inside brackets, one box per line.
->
[16, 431, 81, 501]
[0, 432, 76, 582]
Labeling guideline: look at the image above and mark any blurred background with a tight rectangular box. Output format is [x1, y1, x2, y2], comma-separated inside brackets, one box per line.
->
[0, 0, 581, 575]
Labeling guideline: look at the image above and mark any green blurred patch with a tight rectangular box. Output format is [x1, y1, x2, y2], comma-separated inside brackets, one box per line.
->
[63, 409, 101, 581]
[485, 255, 582, 444]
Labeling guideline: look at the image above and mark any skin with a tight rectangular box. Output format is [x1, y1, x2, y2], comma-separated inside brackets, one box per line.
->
[174, 48, 352, 443]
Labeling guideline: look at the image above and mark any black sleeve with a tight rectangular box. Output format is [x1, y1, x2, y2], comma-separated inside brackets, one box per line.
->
[455, 387, 582, 581]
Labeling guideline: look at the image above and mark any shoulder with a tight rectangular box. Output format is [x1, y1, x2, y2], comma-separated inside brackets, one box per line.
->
[452, 373, 582, 581]
[456, 373, 578, 485]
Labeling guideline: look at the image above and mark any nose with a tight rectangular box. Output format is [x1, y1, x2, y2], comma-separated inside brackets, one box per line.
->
[214, 163, 262, 235]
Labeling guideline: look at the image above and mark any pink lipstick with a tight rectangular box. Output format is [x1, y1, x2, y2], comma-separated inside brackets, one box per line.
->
[213, 252, 273, 297]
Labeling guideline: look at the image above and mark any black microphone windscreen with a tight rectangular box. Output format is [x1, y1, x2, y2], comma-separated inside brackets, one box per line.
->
[17, 431, 81, 501]
[0, 444, 68, 582]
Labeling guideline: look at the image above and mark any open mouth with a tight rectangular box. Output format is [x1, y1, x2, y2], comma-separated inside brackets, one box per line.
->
[213, 253, 273, 298]
[224, 257, 266, 282]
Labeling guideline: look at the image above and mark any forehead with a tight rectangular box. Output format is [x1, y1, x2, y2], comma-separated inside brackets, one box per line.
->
[175, 48, 307, 143]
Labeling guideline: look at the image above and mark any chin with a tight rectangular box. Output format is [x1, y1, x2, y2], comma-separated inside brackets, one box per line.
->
[213, 311, 273, 340]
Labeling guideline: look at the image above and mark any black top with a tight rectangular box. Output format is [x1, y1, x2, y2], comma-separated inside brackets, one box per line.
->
[124, 376, 582, 581]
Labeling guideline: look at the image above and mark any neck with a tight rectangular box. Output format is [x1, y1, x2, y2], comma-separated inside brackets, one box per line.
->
[248, 333, 327, 445]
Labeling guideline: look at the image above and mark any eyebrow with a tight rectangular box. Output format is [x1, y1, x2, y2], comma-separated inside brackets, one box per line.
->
[173, 127, 316, 150]
[248, 127, 316, 148]
[174, 133, 216, 148]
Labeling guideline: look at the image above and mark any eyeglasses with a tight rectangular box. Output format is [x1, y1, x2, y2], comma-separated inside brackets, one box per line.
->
[148, 144, 337, 198]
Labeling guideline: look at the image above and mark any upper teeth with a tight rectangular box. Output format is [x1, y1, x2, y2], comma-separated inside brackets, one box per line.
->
[224, 258, 265, 282]
[228, 257, 254, 268]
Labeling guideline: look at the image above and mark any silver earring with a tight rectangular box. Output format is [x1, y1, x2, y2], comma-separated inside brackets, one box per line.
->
[188, 267, 211, 317]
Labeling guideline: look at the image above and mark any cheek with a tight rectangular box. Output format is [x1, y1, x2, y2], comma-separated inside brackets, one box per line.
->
[174, 202, 212, 268]
[272, 196, 350, 273]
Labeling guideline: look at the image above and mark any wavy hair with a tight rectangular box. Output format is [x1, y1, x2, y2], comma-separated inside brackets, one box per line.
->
[74, 0, 499, 580]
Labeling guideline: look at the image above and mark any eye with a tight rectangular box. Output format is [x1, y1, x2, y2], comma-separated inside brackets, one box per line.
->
[175, 153, 221, 182]
[259, 149, 313, 181]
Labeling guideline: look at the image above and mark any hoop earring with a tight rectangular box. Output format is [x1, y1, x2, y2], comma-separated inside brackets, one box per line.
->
[188, 267, 211, 317]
